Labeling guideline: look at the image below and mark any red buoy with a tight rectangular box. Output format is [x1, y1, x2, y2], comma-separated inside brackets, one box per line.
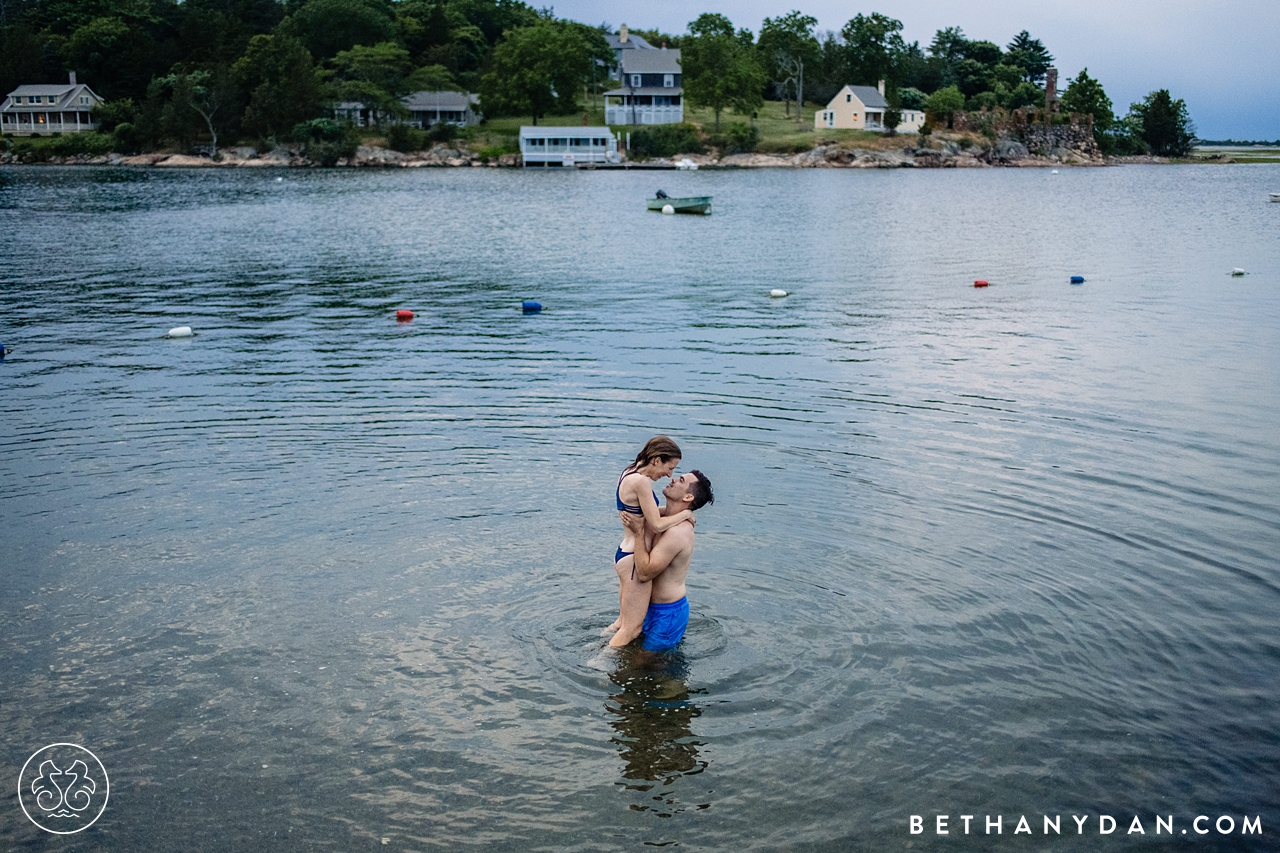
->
[396, 309, 414, 321]
[973, 280, 989, 288]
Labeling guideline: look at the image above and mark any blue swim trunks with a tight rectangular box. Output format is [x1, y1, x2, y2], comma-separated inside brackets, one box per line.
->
[641, 597, 689, 652]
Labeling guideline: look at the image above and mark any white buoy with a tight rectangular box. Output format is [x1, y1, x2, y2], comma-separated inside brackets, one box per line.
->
[1231, 268, 1246, 276]
[275, 177, 283, 182]
[166, 326, 194, 338]
[770, 289, 788, 298]
[661, 204, 675, 215]
[1051, 169, 1058, 174]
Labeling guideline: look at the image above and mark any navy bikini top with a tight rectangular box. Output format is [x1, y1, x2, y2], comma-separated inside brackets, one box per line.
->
[616, 469, 657, 515]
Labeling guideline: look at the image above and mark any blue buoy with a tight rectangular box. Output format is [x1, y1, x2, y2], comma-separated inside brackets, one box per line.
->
[0, 342, 6, 359]
[522, 301, 542, 314]
[1070, 276, 1085, 284]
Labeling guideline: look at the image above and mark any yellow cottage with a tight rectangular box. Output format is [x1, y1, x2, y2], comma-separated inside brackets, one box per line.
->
[815, 82, 927, 134]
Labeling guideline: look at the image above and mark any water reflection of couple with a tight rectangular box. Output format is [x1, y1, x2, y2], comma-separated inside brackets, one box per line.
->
[606, 652, 707, 792]
[606, 437, 714, 651]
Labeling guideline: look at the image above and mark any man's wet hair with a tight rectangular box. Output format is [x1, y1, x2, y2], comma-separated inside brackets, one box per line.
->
[688, 470, 714, 511]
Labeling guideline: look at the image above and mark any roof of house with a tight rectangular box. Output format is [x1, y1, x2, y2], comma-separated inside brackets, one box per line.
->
[843, 85, 888, 109]
[402, 91, 478, 111]
[335, 91, 478, 112]
[2, 83, 102, 109]
[518, 126, 613, 137]
[603, 87, 684, 97]
[605, 33, 654, 51]
[619, 48, 681, 74]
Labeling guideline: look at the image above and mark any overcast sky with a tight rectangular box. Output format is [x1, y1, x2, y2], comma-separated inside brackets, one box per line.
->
[551, 0, 1279, 140]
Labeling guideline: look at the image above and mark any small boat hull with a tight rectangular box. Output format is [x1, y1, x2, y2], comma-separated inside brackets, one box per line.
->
[1270, 193, 1280, 203]
[647, 196, 712, 215]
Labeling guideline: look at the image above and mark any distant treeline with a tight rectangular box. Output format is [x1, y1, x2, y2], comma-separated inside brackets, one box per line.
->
[1196, 139, 1280, 147]
[0, 0, 1196, 156]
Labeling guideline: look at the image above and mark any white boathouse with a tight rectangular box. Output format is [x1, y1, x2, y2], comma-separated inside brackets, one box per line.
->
[519, 127, 619, 167]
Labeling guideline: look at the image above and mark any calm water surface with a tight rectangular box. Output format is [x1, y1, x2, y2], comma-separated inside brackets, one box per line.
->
[1, 164, 1278, 851]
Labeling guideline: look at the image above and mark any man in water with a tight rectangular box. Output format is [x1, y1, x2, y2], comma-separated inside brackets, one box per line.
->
[617, 470, 714, 652]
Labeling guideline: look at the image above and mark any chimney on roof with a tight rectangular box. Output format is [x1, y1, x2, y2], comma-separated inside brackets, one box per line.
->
[877, 79, 885, 96]
[620, 23, 628, 43]
[69, 71, 77, 85]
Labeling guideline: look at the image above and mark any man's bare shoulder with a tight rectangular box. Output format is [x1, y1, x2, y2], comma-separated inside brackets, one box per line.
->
[669, 518, 696, 546]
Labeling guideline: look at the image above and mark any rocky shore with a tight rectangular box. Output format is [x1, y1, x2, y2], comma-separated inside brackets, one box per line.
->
[0, 140, 1199, 169]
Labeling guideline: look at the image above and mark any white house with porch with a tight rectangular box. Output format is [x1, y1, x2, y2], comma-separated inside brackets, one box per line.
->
[814, 82, 924, 133]
[332, 91, 480, 128]
[1, 73, 103, 136]
[519, 127, 618, 167]
[604, 47, 683, 126]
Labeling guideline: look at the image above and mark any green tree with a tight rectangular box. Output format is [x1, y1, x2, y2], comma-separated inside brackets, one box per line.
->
[233, 33, 324, 140]
[1128, 89, 1195, 156]
[62, 15, 161, 101]
[1005, 30, 1053, 85]
[157, 67, 236, 155]
[924, 84, 963, 128]
[1060, 67, 1113, 130]
[883, 103, 901, 135]
[280, 0, 397, 64]
[757, 10, 818, 120]
[925, 26, 968, 90]
[405, 63, 457, 91]
[327, 41, 412, 124]
[898, 86, 926, 109]
[682, 13, 765, 132]
[396, 1, 487, 79]
[1060, 68, 1114, 150]
[964, 40, 1002, 67]
[477, 19, 607, 124]
[450, 0, 539, 46]
[1004, 80, 1042, 110]
[840, 12, 905, 87]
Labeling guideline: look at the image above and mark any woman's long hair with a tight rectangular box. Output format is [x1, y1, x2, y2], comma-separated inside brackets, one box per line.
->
[626, 436, 682, 472]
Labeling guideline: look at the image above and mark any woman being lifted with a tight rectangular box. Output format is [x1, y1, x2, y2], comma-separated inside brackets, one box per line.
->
[607, 436, 694, 648]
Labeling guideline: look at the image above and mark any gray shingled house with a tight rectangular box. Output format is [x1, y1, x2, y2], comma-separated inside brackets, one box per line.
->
[1, 73, 103, 136]
[604, 47, 683, 126]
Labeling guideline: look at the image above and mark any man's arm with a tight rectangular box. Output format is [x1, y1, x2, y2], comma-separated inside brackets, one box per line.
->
[632, 521, 691, 583]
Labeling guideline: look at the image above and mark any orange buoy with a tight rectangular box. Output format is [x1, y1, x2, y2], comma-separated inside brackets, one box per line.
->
[973, 280, 989, 288]
[396, 309, 414, 321]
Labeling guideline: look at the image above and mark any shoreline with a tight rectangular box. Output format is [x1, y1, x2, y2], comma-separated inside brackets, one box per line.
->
[0, 141, 1220, 170]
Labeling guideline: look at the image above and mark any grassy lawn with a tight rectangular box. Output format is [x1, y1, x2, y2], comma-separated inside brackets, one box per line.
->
[469, 100, 917, 155]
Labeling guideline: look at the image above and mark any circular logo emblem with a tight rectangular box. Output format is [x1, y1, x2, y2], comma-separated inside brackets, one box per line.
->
[18, 743, 109, 834]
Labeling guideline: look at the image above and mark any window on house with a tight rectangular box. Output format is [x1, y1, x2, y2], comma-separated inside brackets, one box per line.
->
[664, 74, 673, 87]
[631, 74, 641, 87]
[846, 94, 851, 103]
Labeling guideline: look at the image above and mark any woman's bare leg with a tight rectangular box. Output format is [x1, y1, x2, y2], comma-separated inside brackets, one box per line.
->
[605, 557, 627, 633]
[609, 556, 651, 648]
